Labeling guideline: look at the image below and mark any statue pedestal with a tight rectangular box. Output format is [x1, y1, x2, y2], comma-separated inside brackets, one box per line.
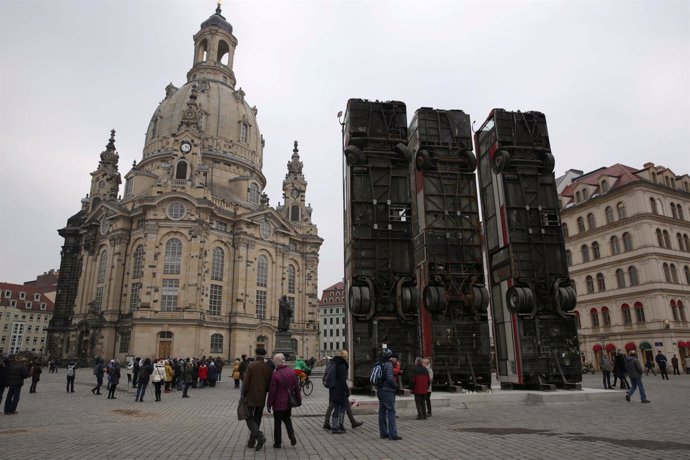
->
[274, 331, 294, 360]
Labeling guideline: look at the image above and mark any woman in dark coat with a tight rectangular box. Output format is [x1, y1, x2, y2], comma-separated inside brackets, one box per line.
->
[329, 350, 350, 434]
[135, 358, 153, 402]
[107, 362, 121, 399]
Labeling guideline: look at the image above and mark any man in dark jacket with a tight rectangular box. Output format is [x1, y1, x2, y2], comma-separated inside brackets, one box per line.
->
[624, 350, 650, 404]
[29, 361, 42, 393]
[613, 350, 630, 389]
[0, 359, 10, 404]
[377, 348, 401, 441]
[655, 351, 669, 380]
[242, 348, 273, 451]
[329, 350, 350, 434]
[671, 354, 680, 375]
[4, 358, 29, 414]
[91, 357, 104, 395]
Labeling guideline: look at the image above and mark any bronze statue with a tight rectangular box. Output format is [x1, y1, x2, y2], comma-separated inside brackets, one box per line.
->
[278, 295, 293, 331]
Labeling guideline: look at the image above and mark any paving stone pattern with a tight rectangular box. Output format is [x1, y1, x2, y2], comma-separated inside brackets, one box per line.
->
[1, 370, 688, 459]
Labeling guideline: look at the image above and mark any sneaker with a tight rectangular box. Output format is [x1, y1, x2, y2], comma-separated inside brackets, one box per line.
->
[351, 421, 364, 428]
[390, 436, 403, 441]
[641, 399, 651, 403]
[625, 393, 630, 402]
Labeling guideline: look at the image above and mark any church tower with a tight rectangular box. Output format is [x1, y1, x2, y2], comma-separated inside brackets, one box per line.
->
[49, 5, 322, 362]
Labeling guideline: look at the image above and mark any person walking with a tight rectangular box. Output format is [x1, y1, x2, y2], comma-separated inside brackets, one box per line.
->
[242, 348, 273, 450]
[0, 359, 10, 405]
[208, 361, 218, 388]
[613, 350, 630, 389]
[4, 357, 29, 414]
[267, 353, 300, 449]
[328, 350, 350, 434]
[198, 361, 208, 388]
[126, 359, 133, 385]
[685, 356, 690, 374]
[655, 351, 669, 380]
[644, 357, 656, 376]
[423, 357, 433, 417]
[411, 357, 430, 420]
[107, 361, 121, 399]
[91, 358, 105, 395]
[132, 357, 140, 388]
[232, 358, 241, 389]
[181, 358, 194, 398]
[29, 361, 42, 393]
[152, 359, 166, 402]
[600, 354, 614, 389]
[671, 354, 680, 375]
[377, 348, 401, 441]
[66, 361, 77, 393]
[135, 358, 153, 402]
[625, 350, 650, 404]
[164, 360, 174, 393]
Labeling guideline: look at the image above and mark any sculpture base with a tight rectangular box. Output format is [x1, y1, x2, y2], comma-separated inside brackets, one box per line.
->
[274, 331, 294, 361]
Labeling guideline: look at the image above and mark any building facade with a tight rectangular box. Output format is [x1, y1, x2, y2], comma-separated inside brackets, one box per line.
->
[318, 281, 346, 358]
[559, 163, 690, 368]
[1, 283, 54, 356]
[48, 6, 322, 362]
[24, 269, 59, 303]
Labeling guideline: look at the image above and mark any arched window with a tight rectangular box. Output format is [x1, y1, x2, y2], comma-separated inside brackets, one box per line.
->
[248, 183, 260, 203]
[290, 205, 300, 222]
[601, 180, 609, 192]
[97, 250, 108, 284]
[628, 266, 639, 286]
[617, 202, 626, 219]
[656, 229, 664, 247]
[196, 38, 208, 62]
[561, 223, 569, 238]
[670, 264, 679, 283]
[605, 206, 614, 224]
[585, 276, 594, 293]
[610, 236, 621, 255]
[663, 230, 671, 248]
[590, 308, 599, 327]
[671, 203, 678, 219]
[211, 247, 224, 281]
[175, 161, 187, 180]
[678, 206, 685, 220]
[587, 213, 596, 230]
[621, 303, 632, 324]
[678, 233, 685, 252]
[574, 310, 581, 329]
[210, 333, 223, 353]
[577, 217, 586, 233]
[132, 244, 144, 279]
[601, 307, 611, 326]
[164, 238, 182, 274]
[596, 273, 606, 291]
[216, 40, 230, 65]
[616, 269, 626, 289]
[685, 265, 690, 284]
[651, 171, 657, 183]
[583, 189, 590, 200]
[679, 301, 687, 322]
[650, 198, 658, 214]
[671, 300, 679, 321]
[240, 122, 249, 144]
[592, 242, 601, 260]
[257, 255, 268, 287]
[287, 264, 296, 294]
[581, 245, 590, 263]
[684, 235, 690, 252]
[663, 263, 671, 282]
[622, 232, 633, 252]
[634, 302, 645, 323]
[576, 191, 582, 203]
[565, 250, 572, 267]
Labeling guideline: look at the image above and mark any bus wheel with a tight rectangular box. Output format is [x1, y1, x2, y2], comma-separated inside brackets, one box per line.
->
[493, 150, 510, 174]
[462, 150, 477, 172]
[395, 143, 412, 163]
[416, 150, 432, 170]
[541, 151, 555, 174]
[349, 286, 362, 313]
[344, 145, 365, 164]
[360, 285, 371, 314]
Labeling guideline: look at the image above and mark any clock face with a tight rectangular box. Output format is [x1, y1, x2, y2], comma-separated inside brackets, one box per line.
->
[291, 188, 300, 199]
[180, 141, 192, 153]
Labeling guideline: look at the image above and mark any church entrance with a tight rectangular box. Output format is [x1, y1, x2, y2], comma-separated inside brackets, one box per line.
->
[158, 331, 173, 358]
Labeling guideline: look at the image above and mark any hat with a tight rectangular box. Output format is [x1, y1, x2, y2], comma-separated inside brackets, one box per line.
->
[255, 348, 267, 356]
[382, 348, 393, 358]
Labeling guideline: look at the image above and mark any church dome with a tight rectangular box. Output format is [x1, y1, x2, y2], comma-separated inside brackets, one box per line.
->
[200, 7, 233, 34]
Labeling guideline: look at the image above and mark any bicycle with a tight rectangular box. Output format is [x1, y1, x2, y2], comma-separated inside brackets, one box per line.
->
[300, 375, 313, 396]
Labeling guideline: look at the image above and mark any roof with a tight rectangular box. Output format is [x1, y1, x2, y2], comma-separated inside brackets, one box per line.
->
[319, 281, 345, 306]
[0, 282, 55, 313]
[559, 163, 641, 205]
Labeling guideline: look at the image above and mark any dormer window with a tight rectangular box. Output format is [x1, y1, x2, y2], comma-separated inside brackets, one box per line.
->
[25, 302, 32, 309]
[34, 293, 41, 301]
[19, 292, 26, 300]
[582, 188, 589, 200]
[248, 183, 260, 203]
[3, 290, 10, 298]
[124, 178, 134, 198]
[600, 180, 609, 192]
[40, 303, 46, 310]
[240, 122, 249, 144]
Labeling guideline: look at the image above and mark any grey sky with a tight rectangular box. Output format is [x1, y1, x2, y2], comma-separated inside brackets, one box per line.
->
[1, 0, 688, 293]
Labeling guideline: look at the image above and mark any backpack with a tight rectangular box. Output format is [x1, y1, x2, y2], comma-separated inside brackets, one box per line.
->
[369, 361, 385, 387]
[67, 365, 75, 377]
[322, 360, 337, 388]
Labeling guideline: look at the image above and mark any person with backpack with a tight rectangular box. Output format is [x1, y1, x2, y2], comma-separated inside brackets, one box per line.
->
[135, 358, 153, 402]
[328, 350, 351, 434]
[267, 353, 300, 449]
[107, 361, 121, 399]
[29, 361, 42, 393]
[376, 348, 401, 441]
[410, 357, 430, 420]
[66, 361, 77, 393]
[91, 357, 105, 395]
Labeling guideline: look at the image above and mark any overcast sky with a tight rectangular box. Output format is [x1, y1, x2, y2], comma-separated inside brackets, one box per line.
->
[0, 0, 688, 293]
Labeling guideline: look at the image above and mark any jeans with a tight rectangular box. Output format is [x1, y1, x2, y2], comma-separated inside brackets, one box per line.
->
[330, 402, 346, 430]
[29, 380, 38, 393]
[108, 384, 118, 398]
[136, 380, 148, 401]
[245, 406, 265, 444]
[325, 400, 356, 426]
[66, 376, 75, 392]
[602, 370, 612, 388]
[627, 377, 647, 401]
[182, 382, 191, 397]
[273, 408, 296, 446]
[4, 385, 22, 413]
[377, 389, 398, 438]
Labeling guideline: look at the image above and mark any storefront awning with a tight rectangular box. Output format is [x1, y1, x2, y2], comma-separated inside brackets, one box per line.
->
[592, 344, 603, 352]
[678, 341, 688, 348]
[639, 342, 652, 350]
[624, 342, 637, 351]
[605, 343, 616, 352]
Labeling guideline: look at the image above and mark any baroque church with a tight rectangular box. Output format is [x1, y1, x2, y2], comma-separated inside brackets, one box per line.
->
[47, 5, 322, 361]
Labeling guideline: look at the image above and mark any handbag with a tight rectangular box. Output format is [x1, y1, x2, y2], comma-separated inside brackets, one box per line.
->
[237, 396, 249, 420]
[288, 388, 301, 408]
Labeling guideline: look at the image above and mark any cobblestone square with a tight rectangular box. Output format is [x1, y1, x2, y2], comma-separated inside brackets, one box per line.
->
[1, 370, 688, 459]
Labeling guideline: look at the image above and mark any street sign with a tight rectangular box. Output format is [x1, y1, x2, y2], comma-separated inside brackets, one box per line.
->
[654, 342, 663, 347]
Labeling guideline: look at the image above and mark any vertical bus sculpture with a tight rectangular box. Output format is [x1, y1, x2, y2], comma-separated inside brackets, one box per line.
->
[343, 99, 419, 392]
[475, 109, 581, 390]
[408, 108, 491, 391]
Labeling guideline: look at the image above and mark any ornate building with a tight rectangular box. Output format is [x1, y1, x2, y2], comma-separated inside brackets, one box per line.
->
[559, 163, 690, 368]
[318, 281, 346, 359]
[47, 6, 322, 361]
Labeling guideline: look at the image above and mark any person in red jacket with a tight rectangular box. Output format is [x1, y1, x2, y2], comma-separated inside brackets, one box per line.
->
[267, 353, 301, 449]
[410, 357, 430, 420]
[198, 362, 208, 388]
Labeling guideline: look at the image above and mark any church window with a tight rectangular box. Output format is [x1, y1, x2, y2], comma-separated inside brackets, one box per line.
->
[585, 276, 594, 293]
[217, 40, 230, 66]
[634, 302, 646, 323]
[628, 266, 639, 286]
[97, 250, 108, 284]
[240, 122, 249, 144]
[617, 202, 626, 219]
[215, 221, 227, 232]
[561, 223, 569, 237]
[663, 263, 671, 283]
[605, 206, 614, 224]
[119, 330, 131, 354]
[161, 279, 179, 311]
[586, 213, 596, 230]
[256, 290, 266, 319]
[290, 205, 300, 222]
[164, 239, 182, 275]
[596, 273, 606, 291]
[124, 178, 133, 198]
[565, 250, 572, 267]
[581, 245, 589, 263]
[260, 220, 272, 240]
[616, 269, 626, 289]
[577, 217, 585, 233]
[210, 334, 223, 353]
[663, 230, 671, 248]
[670, 264, 679, 283]
[678, 206, 685, 220]
[211, 247, 224, 281]
[650, 198, 658, 214]
[257, 255, 268, 288]
[132, 245, 145, 279]
[287, 265, 296, 294]
[656, 229, 664, 247]
[590, 308, 599, 327]
[93, 286, 104, 311]
[151, 117, 159, 138]
[209, 284, 222, 315]
[601, 307, 611, 326]
[610, 236, 621, 255]
[288, 296, 295, 323]
[622, 232, 633, 252]
[592, 242, 600, 260]
[175, 161, 188, 180]
[167, 202, 186, 220]
[129, 283, 141, 312]
[248, 183, 260, 203]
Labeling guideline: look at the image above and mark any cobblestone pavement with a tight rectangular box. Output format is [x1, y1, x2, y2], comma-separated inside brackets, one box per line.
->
[1, 369, 688, 459]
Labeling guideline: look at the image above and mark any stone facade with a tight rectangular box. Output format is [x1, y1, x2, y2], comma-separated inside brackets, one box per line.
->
[318, 281, 346, 358]
[48, 6, 321, 362]
[559, 163, 690, 368]
[0, 283, 54, 356]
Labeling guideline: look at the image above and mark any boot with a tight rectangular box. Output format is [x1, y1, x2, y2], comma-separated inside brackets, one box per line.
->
[323, 422, 331, 430]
